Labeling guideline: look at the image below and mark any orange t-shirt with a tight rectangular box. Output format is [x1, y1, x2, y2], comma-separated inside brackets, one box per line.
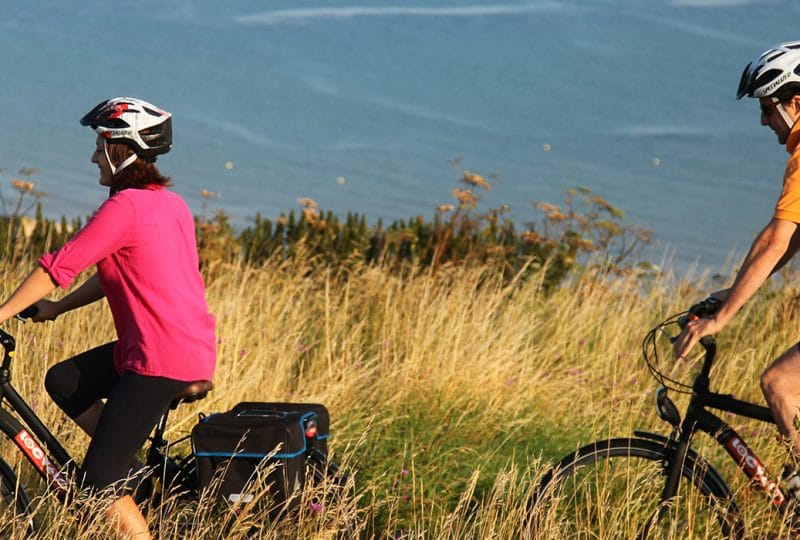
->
[773, 121, 800, 222]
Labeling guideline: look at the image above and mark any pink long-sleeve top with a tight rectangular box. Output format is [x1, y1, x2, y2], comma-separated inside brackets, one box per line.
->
[39, 186, 216, 381]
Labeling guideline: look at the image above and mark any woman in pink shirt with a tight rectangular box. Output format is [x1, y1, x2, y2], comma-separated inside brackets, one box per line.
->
[0, 97, 216, 539]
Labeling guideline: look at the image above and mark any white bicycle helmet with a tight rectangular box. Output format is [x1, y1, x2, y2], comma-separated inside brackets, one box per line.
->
[81, 97, 172, 174]
[737, 41, 800, 99]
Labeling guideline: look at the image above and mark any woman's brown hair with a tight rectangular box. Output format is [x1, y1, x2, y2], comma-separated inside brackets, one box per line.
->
[106, 142, 172, 191]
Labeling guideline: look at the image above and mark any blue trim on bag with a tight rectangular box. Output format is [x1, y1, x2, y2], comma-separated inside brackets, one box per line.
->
[195, 411, 328, 460]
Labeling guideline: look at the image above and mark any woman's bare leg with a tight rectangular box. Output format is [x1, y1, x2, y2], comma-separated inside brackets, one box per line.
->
[106, 495, 151, 539]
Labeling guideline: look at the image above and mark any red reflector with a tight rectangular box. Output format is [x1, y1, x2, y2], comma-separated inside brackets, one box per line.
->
[305, 426, 318, 438]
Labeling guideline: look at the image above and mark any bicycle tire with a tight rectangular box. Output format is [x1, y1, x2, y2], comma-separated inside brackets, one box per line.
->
[0, 456, 34, 537]
[525, 437, 743, 539]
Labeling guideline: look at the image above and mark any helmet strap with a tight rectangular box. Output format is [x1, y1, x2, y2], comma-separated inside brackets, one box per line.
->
[103, 140, 138, 176]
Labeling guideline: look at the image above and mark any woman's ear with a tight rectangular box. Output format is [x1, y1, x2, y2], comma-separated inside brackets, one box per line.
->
[790, 95, 800, 116]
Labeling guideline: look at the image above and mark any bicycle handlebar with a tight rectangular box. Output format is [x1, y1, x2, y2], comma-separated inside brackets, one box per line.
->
[645, 297, 723, 393]
[0, 307, 38, 360]
[14, 305, 39, 322]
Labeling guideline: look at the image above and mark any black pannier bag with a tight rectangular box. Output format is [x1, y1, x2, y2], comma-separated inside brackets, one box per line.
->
[191, 402, 330, 513]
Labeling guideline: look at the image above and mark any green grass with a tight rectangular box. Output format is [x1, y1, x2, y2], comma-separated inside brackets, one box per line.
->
[0, 254, 798, 537]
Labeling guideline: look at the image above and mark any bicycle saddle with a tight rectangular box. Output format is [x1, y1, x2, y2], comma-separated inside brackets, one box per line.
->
[169, 380, 214, 409]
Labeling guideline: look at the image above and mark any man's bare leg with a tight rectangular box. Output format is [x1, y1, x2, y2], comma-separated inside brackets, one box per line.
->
[761, 344, 800, 458]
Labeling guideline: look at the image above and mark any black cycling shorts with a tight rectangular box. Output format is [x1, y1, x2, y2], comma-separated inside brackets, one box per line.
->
[44, 342, 190, 491]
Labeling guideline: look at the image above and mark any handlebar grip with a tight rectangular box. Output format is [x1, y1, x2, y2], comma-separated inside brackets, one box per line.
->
[15, 305, 39, 321]
[688, 296, 723, 318]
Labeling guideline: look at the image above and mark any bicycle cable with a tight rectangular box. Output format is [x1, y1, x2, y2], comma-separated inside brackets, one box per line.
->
[642, 311, 695, 394]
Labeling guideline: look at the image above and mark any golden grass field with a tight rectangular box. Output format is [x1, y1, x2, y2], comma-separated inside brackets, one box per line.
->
[1, 254, 800, 538]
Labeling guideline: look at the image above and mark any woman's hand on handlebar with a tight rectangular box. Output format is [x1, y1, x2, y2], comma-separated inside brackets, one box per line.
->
[26, 300, 59, 322]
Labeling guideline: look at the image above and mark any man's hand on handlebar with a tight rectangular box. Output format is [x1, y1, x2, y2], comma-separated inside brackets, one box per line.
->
[672, 295, 724, 361]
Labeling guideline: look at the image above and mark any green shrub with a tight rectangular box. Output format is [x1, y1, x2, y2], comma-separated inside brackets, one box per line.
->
[234, 174, 652, 289]
[0, 170, 653, 293]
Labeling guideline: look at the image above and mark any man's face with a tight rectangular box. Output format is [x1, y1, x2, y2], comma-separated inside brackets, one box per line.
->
[760, 97, 798, 145]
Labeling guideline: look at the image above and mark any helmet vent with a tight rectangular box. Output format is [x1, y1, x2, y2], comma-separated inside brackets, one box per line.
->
[104, 118, 130, 129]
[754, 68, 782, 90]
[140, 127, 162, 143]
[766, 51, 785, 63]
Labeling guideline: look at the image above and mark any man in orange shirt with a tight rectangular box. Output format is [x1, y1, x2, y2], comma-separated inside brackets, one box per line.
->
[674, 41, 800, 489]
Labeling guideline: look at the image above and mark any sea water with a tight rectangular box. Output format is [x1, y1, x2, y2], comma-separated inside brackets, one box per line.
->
[1, 0, 799, 272]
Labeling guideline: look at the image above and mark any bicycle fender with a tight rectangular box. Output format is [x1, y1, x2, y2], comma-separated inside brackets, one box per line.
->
[633, 430, 673, 444]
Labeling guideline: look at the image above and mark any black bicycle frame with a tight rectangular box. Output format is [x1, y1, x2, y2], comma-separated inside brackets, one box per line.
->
[658, 336, 791, 512]
[0, 328, 74, 495]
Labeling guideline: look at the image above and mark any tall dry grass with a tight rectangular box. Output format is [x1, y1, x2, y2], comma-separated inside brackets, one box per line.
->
[0, 255, 798, 538]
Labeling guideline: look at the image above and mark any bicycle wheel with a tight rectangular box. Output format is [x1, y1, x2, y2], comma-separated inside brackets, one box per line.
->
[526, 437, 743, 539]
[306, 449, 358, 537]
[0, 457, 34, 537]
[306, 448, 349, 488]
